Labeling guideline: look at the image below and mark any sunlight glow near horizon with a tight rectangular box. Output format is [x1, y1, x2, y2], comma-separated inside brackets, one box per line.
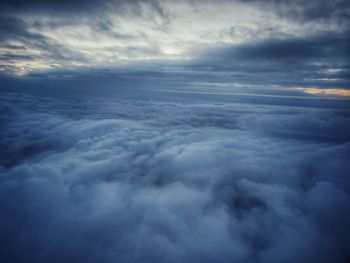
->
[300, 87, 350, 97]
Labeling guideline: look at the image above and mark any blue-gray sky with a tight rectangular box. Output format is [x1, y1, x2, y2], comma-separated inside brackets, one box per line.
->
[0, 0, 349, 96]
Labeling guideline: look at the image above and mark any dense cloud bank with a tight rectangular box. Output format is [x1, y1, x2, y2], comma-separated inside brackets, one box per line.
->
[1, 93, 350, 262]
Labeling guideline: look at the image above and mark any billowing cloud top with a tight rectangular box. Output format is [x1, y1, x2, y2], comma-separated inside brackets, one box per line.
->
[1, 92, 350, 263]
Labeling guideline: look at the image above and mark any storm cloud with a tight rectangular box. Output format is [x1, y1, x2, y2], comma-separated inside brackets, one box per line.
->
[1, 93, 350, 263]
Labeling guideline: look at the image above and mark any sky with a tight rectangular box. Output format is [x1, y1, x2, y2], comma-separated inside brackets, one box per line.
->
[0, 0, 349, 96]
[1, 1, 350, 263]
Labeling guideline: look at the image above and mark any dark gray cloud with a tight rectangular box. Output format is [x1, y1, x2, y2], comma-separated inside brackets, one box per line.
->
[233, 0, 350, 24]
[0, 92, 350, 262]
[0, 0, 166, 15]
[0, 16, 88, 74]
[189, 32, 350, 88]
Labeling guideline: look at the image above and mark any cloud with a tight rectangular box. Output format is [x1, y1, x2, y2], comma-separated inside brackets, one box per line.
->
[0, 16, 89, 74]
[0, 0, 348, 75]
[239, 0, 350, 23]
[195, 33, 350, 67]
[0, 92, 349, 262]
[0, 0, 167, 17]
[2, 8, 348, 90]
[190, 32, 350, 89]
[0, 0, 172, 75]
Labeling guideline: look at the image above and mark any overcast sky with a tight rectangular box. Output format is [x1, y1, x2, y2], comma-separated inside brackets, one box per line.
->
[0, 0, 349, 96]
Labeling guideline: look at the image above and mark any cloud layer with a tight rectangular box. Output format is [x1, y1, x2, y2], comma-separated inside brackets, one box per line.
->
[1, 92, 350, 262]
[0, 0, 349, 79]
